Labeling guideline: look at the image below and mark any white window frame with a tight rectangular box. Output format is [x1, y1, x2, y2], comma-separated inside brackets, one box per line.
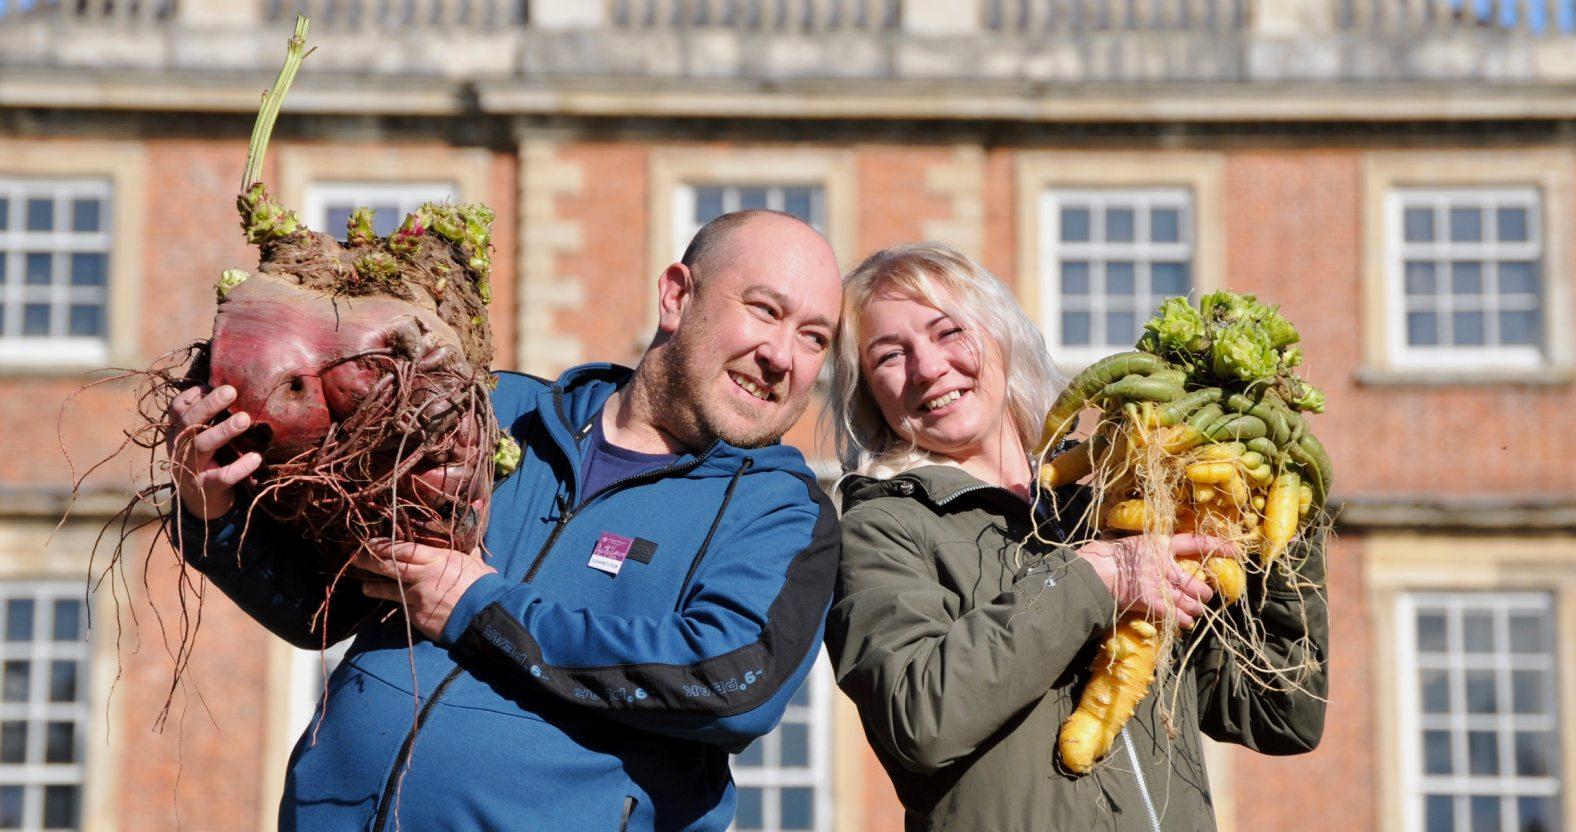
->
[670, 183, 828, 264]
[730, 652, 834, 832]
[1395, 591, 1564, 832]
[0, 179, 113, 367]
[1037, 187, 1194, 367]
[1385, 187, 1546, 372]
[0, 581, 91, 832]
[303, 181, 460, 239]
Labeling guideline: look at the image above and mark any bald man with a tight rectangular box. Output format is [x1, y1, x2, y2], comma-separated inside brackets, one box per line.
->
[170, 210, 845, 831]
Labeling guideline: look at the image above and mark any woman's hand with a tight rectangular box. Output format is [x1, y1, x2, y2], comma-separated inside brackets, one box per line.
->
[166, 384, 263, 520]
[1076, 533, 1232, 628]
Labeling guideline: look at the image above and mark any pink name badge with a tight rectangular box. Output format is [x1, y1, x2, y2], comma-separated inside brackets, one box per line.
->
[588, 532, 634, 576]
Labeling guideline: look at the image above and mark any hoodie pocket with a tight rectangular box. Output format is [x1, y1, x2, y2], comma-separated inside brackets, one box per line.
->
[618, 795, 639, 832]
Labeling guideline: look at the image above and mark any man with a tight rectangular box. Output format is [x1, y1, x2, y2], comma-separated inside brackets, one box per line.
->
[167, 210, 844, 831]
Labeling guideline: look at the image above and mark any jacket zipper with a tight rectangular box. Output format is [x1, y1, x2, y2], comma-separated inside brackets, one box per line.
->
[932, 483, 998, 506]
[1120, 725, 1162, 832]
[370, 436, 716, 831]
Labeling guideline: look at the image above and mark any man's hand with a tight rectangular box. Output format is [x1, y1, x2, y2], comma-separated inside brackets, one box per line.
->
[1076, 533, 1230, 628]
[351, 540, 498, 641]
[167, 384, 263, 521]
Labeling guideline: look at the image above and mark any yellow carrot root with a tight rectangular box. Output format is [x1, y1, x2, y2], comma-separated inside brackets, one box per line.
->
[1039, 436, 1103, 490]
[1058, 618, 1160, 774]
[1261, 471, 1301, 564]
[1104, 500, 1148, 532]
[1186, 461, 1237, 484]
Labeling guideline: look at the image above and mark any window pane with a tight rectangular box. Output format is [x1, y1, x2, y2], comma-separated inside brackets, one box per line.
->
[1468, 730, 1499, 775]
[24, 253, 51, 285]
[48, 662, 77, 704]
[1462, 612, 1495, 652]
[0, 722, 26, 764]
[737, 188, 768, 211]
[1471, 796, 1502, 832]
[780, 722, 809, 767]
[1425, 794, 1454, 832]
[1151, 261, 1189, 296]
[1106, 262, 1135, 296]
[1150, 207, 1180, 243]
[370, 204, 400, 237]
[2, 663, 29, 703]
[45, 722, 74, 764]
[23, 305, 50, 337]
[1465, 670, 1498, 714]
[1417, 612, 1448, 652]
[1061, 261, 1090, 296]
[1105, 207, 1134, 242]
[0, 257, 6, 284]
[1060, 207, 1090, 242]
[1512, 670, 1548, 714]
[694, 187, 724, 224]
[735, 787, 763, 830]
[734, 739, 763, 767]
[1424, 729, 1453, 774]
[26, 197, 53, 232]
[68, 253, 105, 287]
[781, 187, 814, 223]
[1515, 731, 1555, 777]
[1496, 207, 1528, 242]
[1450, 262, 1483, 296]
[780, 787, 813, 830]
[0, 198, 8, 230]
[43, 785, 78, 830]
[1405, 207, 1435, 242]
[67, 305, 102, 338]
[1450, 207, 1482, 242]
[1509, 613, 1547, 653]
[1518, 796, 1558, 832]
[5, 600, 33, 642]
[1061, 312, 1091, 346]
[327, 206, 353, 236]
[1498, 311, 1539, 347]
[1408, 312, 1439, 346]
[1451, 312, 1486, 347]
[1421, 669, 1450, 713]
[789, 677, 810, 708]
[0, 785, 20, 829]
[1405, 262, 1436, 296]
[1499, 262, 1539, 296]
[71, 199, 101, 233]
[1105, 312, 1136, 347]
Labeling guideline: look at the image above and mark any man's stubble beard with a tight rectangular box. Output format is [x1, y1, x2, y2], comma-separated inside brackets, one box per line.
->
[659, 326, 804, 451]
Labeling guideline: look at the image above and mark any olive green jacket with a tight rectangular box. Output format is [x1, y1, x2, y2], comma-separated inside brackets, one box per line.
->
[824, 465, 1328, 832]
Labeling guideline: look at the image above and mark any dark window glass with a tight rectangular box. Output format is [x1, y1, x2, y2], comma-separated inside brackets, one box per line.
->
[326, 205, 353, 236]
[734, 740, 762, 768]
[694, 187, 724, 224]
[1105, 207, 1135, 243]
[44, 722, 73, 764]
[1451, 312, 1486, 347]
[0, 198, 9, 230]
[1150, 207, 1180, 243]
[5, 600, 33, 642]
[48, 661, 77, 704]
[1060, 207, 1090, 243]
[370, 204, 401, 237]
[1497, 206, 1529, 242]
[1512, 669, 1547, 714]
[0, 722, 26, 764]
[1499, 262, 1540, 296]
[70, 199, 101, 233]
[737, 188, 768, 212]
[1450, 262, 1483, 296]
[67, 305, 103, 338]
[1405, 207, 1435, 242]
[1106, 262, 1135, 296]
[1061, 261, 1090, 296]
[24, 253, 51, 286]
[1468, 730, 1499, 775]
[1408, 312, 1439, 346]
[1450, 207, 1482, 242]
[23, 305, 50, 337]
[43, 784, 78, 830]
[51, 601, 81, 642]
[1061, 312, 1091, 346]
[1470, 796, 1502, 832]
[1515, 731, 1555, 777]
[0, 256, 7, 284]
[68, 253, 105, 288]
[1151, 262, 1189, 296]
[0, 785, 21, 829]
[789, 677, 811, 708]
[1465, 670, 1498, 714]
[780, 722, 809, 767]
[1517, 796, 1558, 832]
[1423, 729, 1452, 774]
[1405, 262, 1436, 296]
[1510, 612, 1548, 653]
[1462, 612, 1495, 652]
[782, 187, 814, 223]
[1420, 668, 1450, 713]
[2, 662, 29, 703]
[1105, 312, 1136, 347]
[26, 198, 53, 232]
[1417, 612, 1448, 652]
[1425, 794, 1454, 832]
[735, 787, 763, 830]
[780, 787, 813, 830]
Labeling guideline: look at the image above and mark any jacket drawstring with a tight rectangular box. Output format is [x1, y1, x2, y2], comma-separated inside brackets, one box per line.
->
[674, 457, 752, 611]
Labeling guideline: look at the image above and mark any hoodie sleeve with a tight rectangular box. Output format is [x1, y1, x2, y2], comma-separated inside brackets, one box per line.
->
[169, 505, 385, 651]
[1191, 531, 1329, 755]
[823, 503, 1117, 775]
[439, 472, 839, 752]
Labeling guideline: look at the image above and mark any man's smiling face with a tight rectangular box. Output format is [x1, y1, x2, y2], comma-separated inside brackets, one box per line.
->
[660, 214, 842, 449]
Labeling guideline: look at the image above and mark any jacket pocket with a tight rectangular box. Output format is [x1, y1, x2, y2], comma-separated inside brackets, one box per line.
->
[618, 795, 639, 832]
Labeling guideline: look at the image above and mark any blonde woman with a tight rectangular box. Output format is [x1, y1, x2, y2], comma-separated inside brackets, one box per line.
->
[822, 242, 1327, 831]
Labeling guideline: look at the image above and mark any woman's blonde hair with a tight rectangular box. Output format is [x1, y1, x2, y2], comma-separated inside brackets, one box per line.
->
[826, 241, 1065, 478]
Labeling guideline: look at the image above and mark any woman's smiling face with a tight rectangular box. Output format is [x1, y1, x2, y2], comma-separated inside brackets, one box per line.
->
[858, 288, 1011, 463]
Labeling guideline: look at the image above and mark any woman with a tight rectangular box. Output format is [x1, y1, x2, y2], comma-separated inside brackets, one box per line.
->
[823, 242, 1328, 831]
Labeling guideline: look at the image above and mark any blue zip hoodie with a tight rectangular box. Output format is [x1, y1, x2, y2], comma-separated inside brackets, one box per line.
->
[177, 365, 840, 832]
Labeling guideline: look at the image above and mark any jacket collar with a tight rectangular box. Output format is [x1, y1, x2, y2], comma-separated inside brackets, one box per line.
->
[840, 464, 1013, 509]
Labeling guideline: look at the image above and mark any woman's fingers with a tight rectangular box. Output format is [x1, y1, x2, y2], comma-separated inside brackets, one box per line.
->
[1170, 532, 1237, 561]
[1166, 561, 1214, 605]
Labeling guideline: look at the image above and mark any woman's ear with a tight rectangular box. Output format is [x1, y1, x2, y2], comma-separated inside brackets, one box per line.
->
[655, 262, 696, 335]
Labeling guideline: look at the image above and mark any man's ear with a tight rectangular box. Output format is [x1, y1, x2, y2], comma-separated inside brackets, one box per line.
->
[655, 262, 696, 336]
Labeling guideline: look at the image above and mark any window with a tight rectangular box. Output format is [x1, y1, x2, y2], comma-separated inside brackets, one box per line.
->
[672, 184, 826, 260]
[1389, 188, 1545, 370]
[731, 656, 833, 832]
[0, 583, 89, 832]
[303, 182, 459, 239]
[1398, 592, 1563, 832]
[1038, 188, 1194, 363]
[0, 179, 112, 366]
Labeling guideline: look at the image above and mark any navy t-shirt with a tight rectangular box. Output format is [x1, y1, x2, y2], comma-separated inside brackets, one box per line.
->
[577, 410, 681, 499]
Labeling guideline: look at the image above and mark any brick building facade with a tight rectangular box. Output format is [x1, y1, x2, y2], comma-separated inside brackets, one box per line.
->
[2, 1, 1575, 830]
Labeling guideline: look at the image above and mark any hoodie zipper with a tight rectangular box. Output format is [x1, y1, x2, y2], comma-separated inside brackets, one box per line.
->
[1120, 725, 1162, 832]
[370, 438, 719, 831]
